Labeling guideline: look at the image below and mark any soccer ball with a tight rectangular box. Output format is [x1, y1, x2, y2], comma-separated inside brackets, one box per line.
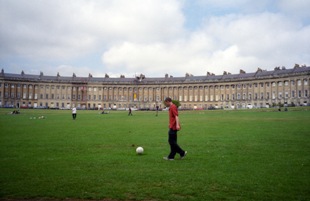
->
[136, 146, 144, 155]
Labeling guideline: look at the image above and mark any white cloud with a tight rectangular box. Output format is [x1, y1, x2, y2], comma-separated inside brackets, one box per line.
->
[0, 0, 184, 61]
[278, 0, 310, 20]
[0, 0, 309, 77]
[101, 11, 310, 77]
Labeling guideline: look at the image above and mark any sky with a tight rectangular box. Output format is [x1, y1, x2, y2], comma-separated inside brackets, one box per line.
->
[0, 0, 310, 78]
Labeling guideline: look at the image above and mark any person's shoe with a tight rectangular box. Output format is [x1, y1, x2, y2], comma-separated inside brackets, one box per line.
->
[163, 157, 174, 161]
[180, 151, 187, 159]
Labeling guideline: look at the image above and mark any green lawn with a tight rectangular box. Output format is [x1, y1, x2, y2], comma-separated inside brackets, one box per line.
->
[0, 108, 309, 201]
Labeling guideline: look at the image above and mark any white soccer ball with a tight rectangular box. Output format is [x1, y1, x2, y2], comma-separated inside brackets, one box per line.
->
[136, 146, 144, 155]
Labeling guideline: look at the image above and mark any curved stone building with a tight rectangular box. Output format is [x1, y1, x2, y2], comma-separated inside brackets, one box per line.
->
[0, 65, 309, 110]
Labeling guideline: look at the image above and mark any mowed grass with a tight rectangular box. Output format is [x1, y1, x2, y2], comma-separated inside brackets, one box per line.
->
[0, 108, 309, 201]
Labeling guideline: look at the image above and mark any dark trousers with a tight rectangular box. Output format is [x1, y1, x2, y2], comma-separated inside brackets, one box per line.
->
[72, 113, 76, 119]
[168, 129, 185, 159]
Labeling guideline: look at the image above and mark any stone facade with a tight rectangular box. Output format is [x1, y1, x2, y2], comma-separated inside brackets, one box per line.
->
[0, 66, 309, 109]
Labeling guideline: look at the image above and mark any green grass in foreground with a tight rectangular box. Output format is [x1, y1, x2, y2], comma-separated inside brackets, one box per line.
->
[0, 108, 309, 201]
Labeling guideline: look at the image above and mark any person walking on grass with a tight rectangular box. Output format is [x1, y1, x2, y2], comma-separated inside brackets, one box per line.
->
[128, 107, 133, 116]
[72, 106, 77, 120]
[163, 97, 187, 160]
[156, 105, 159, 116]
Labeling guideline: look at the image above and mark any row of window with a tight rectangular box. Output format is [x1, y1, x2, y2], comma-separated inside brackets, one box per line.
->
[1, 89, 308, 101]
[1, 79, 309, 91]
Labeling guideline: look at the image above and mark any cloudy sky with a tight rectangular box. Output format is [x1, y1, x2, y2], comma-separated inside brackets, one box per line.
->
[1, 0, 309, 78]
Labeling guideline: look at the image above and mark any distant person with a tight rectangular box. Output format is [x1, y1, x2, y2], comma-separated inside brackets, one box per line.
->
[163, 97, 187, 160]
[72, 106, 77, 120]
[156, 105, 159, 116]
[128, 107, 133, 116]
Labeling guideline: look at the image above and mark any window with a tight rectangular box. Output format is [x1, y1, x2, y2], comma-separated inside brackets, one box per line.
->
[297, 80, 301, 86]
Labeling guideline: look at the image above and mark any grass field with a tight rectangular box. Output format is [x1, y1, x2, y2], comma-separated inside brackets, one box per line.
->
[0, 108, 309, 201]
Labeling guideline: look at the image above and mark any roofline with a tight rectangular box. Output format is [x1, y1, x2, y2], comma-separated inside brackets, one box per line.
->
[1, 66, 309, 84]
